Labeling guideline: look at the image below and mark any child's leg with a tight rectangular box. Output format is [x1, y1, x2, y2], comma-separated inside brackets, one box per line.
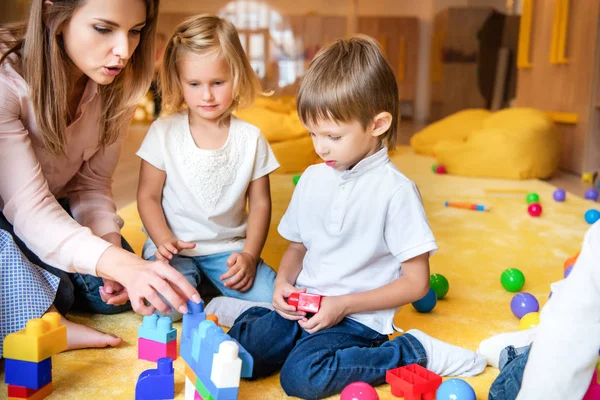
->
[147, 255, 200, 322]
[226, 307, 303, 379]
[477, 327, 538, 368]
[488, 345, 532, 400]
[205, 297, 273, 327]
[196, 251, 276, 302]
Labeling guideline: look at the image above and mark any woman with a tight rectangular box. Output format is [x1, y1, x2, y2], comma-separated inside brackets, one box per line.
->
[0, 0, 200, 354]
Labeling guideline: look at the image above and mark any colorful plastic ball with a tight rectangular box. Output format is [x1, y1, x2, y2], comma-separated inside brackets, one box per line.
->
[292, 175, 301, 186]
[526, 192, 540, 204]
[511, 293, 539, 319]
[340, 382, 379, 400]
[412, 288, 437, 313]
[432, 164, 438, 173]
[430, 274, 449, 299]
[519, 312, 540, 330]
[564, 265, 573, 279]
[436, 378, 476, 400]
[435, 164, 447, 174]
[500, 268, 525, 292]
[528, 203, 543, 217]
[564, 252, 580, 270]
[585, 209, 600, 224]
[585, 188, 599, 201]
[553, 189, 566, 202]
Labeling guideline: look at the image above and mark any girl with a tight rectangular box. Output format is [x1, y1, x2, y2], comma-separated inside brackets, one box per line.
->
[0, 0, 200, 356]
[137, 15, 279, 320]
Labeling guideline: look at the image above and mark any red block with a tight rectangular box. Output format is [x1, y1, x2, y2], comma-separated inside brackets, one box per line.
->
[8, 384, 37, 398]
[386, 364, 441, 400]
[287, 292, 322, 313]
[138, 337, 177, 362]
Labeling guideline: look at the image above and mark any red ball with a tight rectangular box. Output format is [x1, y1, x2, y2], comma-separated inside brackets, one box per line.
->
[528, 203, 542, 217]
[435, 164, 447, 174]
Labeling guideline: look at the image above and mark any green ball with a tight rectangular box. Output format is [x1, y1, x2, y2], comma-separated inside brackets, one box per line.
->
[430, 273, 449, 299]
[432, 164, 438, 173]
[526, 192, 540, 204]
[292, 175, 301, 186]
[501, 268, 525, 292]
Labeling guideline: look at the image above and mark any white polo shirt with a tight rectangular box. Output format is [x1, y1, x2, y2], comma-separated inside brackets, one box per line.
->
[137, 112, 280, 259]
[278, 147, 437, 334]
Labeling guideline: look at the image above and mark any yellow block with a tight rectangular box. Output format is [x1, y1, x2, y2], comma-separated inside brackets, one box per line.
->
[3, 312, 67, 362]
[185, 363, 197, 383]
[546, 111, 578, 124]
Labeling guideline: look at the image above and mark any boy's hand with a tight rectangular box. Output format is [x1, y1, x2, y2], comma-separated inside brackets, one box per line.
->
[155, 237, 196, 261]
[273, 282, 307, 320]
[220, 252, 257, 292]
[298, 296, 347, 334]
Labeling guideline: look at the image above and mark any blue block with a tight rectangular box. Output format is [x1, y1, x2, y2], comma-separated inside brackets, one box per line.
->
[196, 375, 238, 400]
[138, 315, 177, 344]
[5, 357, 52, 389]
[181, 300, 206, 366]
[135, 357, 174, 400]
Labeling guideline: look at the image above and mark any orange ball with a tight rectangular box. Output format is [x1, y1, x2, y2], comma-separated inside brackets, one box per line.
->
[564, 252, 580, 271]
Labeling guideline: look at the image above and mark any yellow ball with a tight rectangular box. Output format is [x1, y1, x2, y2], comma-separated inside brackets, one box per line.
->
[519, 312, 540, 330]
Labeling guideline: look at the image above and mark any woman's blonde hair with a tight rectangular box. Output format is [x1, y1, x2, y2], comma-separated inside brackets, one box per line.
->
[0, 0, 159, 157]
[297, 34, 400, 150]
[161, 15, 262, 123]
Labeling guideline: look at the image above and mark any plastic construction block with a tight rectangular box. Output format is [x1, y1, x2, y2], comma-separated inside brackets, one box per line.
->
[386, 364, 442, 400]
[287, 292, 321, 313]
[138, 315, 177, 344]
[5, 358, 52, 390]
[8, 384, 37, 397]
[138, 338, 177, 362]
[196, 376, 238, 400]
[135, 357, 175, 400]
[210, 341, 242, 389]
[181, 300, 207, 364]
[7, 382, 53, 400]
[185, 376, 198, 400]
[3, 312, 67, 362]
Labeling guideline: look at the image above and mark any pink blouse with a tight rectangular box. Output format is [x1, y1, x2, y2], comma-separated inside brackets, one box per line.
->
[0, 50, 129, 276]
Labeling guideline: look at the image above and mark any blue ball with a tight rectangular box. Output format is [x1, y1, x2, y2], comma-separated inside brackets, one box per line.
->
[412, 288, 437, 313]
[585, 188, 599, 201]
[436, 378, 476, 400]
[553, 189, 566, 202]
[585, 209, 600, 224]
[510, 293, 539, 318]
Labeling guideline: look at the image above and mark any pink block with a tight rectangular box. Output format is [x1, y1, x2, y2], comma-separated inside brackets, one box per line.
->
[138, 337, 177, 362]
[583, 370, 600, 400]
[194, 390, 201, 400]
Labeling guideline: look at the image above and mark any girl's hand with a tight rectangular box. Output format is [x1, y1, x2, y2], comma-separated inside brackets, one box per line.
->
[220, 252, 257, 292]
[155, 237, 196, 261]
[99, 279, 128, 305]
[273, 282, 306, 320]
[298, 296, 347, 334]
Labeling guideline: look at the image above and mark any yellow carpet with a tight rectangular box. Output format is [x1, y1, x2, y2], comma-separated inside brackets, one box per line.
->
[3, 146, 593, 399]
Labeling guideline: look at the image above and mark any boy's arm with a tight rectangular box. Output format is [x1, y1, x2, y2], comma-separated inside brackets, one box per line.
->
[241, 175, 271, 262]
[273, 241, 308, 320]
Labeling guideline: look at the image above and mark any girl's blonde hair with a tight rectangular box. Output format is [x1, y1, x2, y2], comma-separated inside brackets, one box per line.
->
[0, 0, 159, 157]
[161, 15, 262, 123]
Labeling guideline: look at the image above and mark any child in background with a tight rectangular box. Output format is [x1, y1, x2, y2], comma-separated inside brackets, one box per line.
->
[220, 35, 486, 399]
[480, 221, 600, 400]
[136, 15, 279, 321]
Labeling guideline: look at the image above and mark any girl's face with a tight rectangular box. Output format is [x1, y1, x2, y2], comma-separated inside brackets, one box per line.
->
[177, 50, 235, 124]
[59, 0, 147, 84]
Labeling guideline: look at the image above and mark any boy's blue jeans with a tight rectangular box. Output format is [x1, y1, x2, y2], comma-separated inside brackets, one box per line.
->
[148, 252, 276, 320]
[227, 306, 428, 399]
[488, 345, 532, 400]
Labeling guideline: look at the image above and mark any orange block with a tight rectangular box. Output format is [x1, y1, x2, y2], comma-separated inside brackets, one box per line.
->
[3, 312, 67, 362]
[8, 382, 52, 400]
[206, 314, 219, 326]
[564, 252, 580, 271]
[184, 363, 197, 383]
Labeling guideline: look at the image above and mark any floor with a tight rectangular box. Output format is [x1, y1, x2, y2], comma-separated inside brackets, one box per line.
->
[112, 121, 591, 208]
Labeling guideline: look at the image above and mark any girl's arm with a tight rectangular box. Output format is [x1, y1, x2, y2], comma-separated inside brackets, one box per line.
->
[242, 175, 272, 262]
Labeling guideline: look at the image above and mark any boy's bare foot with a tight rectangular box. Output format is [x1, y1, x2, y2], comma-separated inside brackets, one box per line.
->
[47, 306, 122, 350]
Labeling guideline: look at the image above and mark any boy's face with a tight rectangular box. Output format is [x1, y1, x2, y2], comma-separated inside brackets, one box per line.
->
[303, 118, 381, 171]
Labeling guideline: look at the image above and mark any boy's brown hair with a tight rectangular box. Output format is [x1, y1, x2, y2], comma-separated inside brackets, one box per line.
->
[297, 34, 400, 149]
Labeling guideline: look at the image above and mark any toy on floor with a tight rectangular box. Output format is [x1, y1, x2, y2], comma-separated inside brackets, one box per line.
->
[527, 203, 543, 217]
[585, 209, 600, 225]
[553, 188, 566, 202]
[585, 189, 599, 201]
[431, 164, 447, 174]
[138, 315, 177, 362]
[435, 378, 476, 400]
[519, 312, 540, 330]
[500, 268, 525, 292]
[444, 201, 489, 212]
[135, 357, 174, 400]
[411, 288, 437, 313]
[564, 265, 574, 279]
[429, 274, 449, 299]
[582, 172, 598, 184]
[526, 192, 540, 204]
[583, 363, 600, 400]
[286, 292, 322, 313]
[292, 174, 301, 186]
[386, 363, 441, 400]
[4, 312, 67, 400]
[564, 252, 580, 270]
[181, 300, 253, 400]
[510, 293, 539, 318]
[340, 382, 380, 400]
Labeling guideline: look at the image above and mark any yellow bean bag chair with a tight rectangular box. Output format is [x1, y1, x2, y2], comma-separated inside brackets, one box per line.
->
[410, 108, 560, 180]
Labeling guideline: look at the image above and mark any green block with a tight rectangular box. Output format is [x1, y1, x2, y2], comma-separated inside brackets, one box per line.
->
[196, 377, 214, 400]
[292, 174, 301, 186]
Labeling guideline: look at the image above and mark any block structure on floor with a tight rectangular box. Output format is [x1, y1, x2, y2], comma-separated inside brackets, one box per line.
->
[138, 315, 178, 362]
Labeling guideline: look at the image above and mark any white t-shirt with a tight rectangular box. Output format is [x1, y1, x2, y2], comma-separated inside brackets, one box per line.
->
[137, 112, 280, 259]
[516, 222, 600, 400]
[278, 147, 437, 334]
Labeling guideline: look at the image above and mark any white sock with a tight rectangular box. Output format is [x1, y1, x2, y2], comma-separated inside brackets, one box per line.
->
[406, 329, 487, 377]
[204, 297, 274, 327]
[477, 327, 538, 368]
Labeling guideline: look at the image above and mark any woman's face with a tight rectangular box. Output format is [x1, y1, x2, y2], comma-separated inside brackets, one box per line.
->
[59, 0, 147, 85]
